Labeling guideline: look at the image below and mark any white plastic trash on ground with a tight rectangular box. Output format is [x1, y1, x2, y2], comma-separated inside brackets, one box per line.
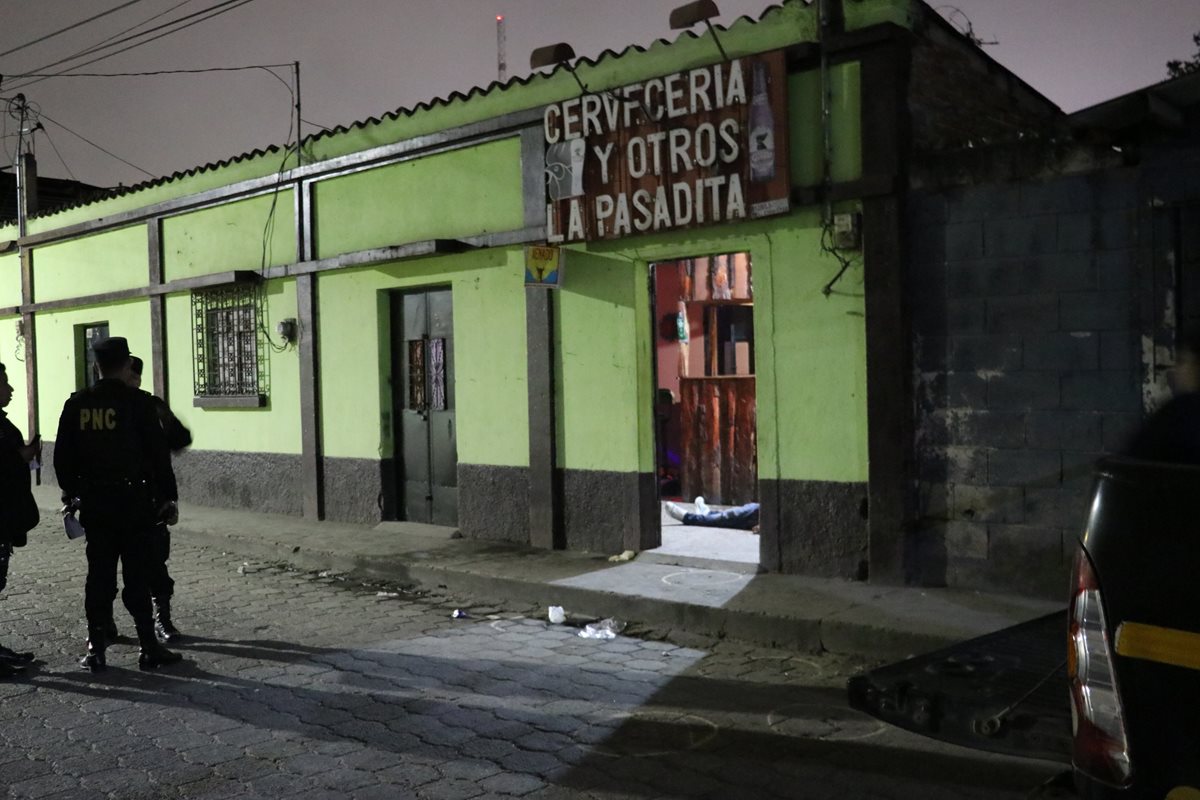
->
[578, 618, 626, 640]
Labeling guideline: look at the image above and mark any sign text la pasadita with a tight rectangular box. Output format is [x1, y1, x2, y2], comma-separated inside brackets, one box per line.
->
[542, 55, 787, 243]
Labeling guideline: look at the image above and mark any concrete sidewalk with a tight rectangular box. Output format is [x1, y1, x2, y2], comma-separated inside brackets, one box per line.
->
[33, 485, 1061, 661]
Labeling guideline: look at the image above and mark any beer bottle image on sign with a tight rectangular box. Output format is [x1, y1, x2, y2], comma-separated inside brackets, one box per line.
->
[749, 61, 775, 183]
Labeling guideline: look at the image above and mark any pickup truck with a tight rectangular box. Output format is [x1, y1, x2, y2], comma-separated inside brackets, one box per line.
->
[848, 457, 1200, 798]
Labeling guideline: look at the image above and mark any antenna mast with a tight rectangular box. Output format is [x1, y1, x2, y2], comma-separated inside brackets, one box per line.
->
[496, 15, 507, 82]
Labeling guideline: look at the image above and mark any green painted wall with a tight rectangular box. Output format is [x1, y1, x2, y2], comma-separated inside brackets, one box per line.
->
[317, 248, 528, 466]
[36, 300, 150, 438]
[162, 191, 296, 281]
[1, 318, 29, 438]
[580, 208, 869, 483]
[5, 0, 881, 489]
[755, 216, 868, 483]
[553, 252, 652, 474]
[313, 139, 525, 259]
[164, 280, 301, 454]
[34, 226, 148, 303]
[2, 0, 912, 241]
[0, 255, 20, 308]
[790, 63, 863, 188]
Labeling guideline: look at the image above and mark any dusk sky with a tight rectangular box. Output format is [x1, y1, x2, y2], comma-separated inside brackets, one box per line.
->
[1, 0, 1197, 189]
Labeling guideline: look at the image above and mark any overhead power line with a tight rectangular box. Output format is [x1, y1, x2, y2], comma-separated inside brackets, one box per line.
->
[4, 0, 258, 93]
[10, 64, 293, 79]
[0, 0, 150, 61]
[36, 110, 156, 179]
[41, 127, 79, 181]
[88, 0, 200, 56]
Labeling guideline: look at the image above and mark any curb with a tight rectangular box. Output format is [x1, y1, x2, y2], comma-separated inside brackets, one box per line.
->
[174, 522, 964, 661]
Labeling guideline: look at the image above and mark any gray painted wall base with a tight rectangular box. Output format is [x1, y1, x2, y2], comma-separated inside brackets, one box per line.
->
[460, 466, 658, 553]
[48, 441, 869, 581]
[322, 457, 387, 524]
[458, 463, 529, 544]
[760, 479, 869, 580]
[561, 469, 659, 554]
[174, 450, 303, 516]
[39, 441, 60, 491]
[44, 443, 308, 519]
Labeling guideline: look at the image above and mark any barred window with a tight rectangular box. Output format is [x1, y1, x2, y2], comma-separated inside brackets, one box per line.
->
[192, 283, 266, 407]
[75, 322, 109, 390]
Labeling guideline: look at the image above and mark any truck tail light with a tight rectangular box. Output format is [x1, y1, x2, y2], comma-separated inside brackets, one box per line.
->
[1067, 546, 1132, 787]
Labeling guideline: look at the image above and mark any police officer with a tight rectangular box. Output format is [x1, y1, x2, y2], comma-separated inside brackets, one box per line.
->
[0, 361, 39, 678]
[127, 355, 191, 641]
[54, 336, 182, 672]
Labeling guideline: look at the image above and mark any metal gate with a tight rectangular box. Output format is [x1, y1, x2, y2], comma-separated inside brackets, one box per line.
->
[391, 288, 457, 526]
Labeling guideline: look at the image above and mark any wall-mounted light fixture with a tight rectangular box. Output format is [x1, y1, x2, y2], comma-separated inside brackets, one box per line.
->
[530, 42, 589, 94]
[276, 318, 298, 345]
[669, 0, 730, 62]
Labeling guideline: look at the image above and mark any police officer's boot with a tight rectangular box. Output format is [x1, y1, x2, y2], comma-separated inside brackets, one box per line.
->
[138, 640, 182, 671]
[153, 599, 180, 643]
[79, 629, 106, 673]
[136, 618, 181, 671]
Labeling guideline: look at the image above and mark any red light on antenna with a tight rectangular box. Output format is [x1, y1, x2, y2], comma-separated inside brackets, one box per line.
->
[496, 15, 504, 21]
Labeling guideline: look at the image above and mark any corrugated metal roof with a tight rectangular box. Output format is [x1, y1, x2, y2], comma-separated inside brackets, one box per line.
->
[28, 2, 788, 221]
[1069, 69, 1200, 134]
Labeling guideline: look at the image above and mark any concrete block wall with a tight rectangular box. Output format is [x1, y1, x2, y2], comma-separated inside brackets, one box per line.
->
[908, 170, 1141, 597]
[908, 21, 1062, 155]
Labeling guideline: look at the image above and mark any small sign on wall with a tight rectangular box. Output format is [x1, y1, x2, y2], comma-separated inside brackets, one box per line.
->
[525, 245, 564, 288]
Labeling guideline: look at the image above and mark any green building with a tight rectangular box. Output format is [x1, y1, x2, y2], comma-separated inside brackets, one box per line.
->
[0, 0, 1060, 587]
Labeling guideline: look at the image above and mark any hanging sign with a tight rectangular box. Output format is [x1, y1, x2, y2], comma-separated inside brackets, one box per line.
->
[541, 50, 790, 244]
[525, 245, 564, 288]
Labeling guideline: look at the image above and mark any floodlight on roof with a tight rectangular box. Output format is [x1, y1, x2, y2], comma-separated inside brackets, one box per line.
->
[530, 42, 588, 93]
[669, 0, 730, 62]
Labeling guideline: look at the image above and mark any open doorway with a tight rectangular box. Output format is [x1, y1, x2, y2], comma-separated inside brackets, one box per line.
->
[649, 253, 759, 571]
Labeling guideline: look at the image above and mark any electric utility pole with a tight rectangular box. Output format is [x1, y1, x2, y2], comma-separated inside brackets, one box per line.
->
[11, 94, 38, 236]
[10, 93, 40, 462]
[497, 15, 507, 82]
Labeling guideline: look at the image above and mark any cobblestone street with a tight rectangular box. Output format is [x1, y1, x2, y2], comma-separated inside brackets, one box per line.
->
[0, 520, 1060, 799]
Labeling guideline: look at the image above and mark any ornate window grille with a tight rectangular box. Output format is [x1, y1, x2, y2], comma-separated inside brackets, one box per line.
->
[192, 284, 265, 401]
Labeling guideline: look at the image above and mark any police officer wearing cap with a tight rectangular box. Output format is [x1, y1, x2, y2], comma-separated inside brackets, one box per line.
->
[54, 336, 182, 672]
[127, 354, 191, 642]
[0, 361, 39, 677]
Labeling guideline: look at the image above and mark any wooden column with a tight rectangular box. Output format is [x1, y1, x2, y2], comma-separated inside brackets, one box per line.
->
[148, 219, 167, 400]
[526, 286, 560, 549]
[860, 35, 913, 584]
[298, 273, 323, 520]
[20, 249, 36, 439]
[295, 180, 323, 519]
[18, 154, 38, 440]
[520, 125, 560, 548]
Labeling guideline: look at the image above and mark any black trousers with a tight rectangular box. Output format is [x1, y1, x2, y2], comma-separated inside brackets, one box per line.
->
[107, 524, 173, 616]
[84, 522, 156, 643]
[148, 524, 174, 601]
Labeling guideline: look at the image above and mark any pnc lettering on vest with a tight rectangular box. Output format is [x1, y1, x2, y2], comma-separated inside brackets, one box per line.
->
[79, 408, 117, 430]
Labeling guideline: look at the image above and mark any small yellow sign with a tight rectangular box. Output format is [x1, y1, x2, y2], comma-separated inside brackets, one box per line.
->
[525, 245, 563, 288]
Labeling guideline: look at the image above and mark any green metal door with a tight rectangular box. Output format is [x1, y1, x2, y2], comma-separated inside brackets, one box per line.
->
[392, 288, 457, 526]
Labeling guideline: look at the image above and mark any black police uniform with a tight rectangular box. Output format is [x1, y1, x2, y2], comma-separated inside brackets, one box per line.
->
[101, 378, 192, 642]
[143, 389, 191, 640]
[53, 339, 180, 671]
[0, 405, 38, 676]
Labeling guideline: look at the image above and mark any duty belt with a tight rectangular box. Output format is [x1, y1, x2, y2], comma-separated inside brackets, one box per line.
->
[82, 477, 149, 489]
